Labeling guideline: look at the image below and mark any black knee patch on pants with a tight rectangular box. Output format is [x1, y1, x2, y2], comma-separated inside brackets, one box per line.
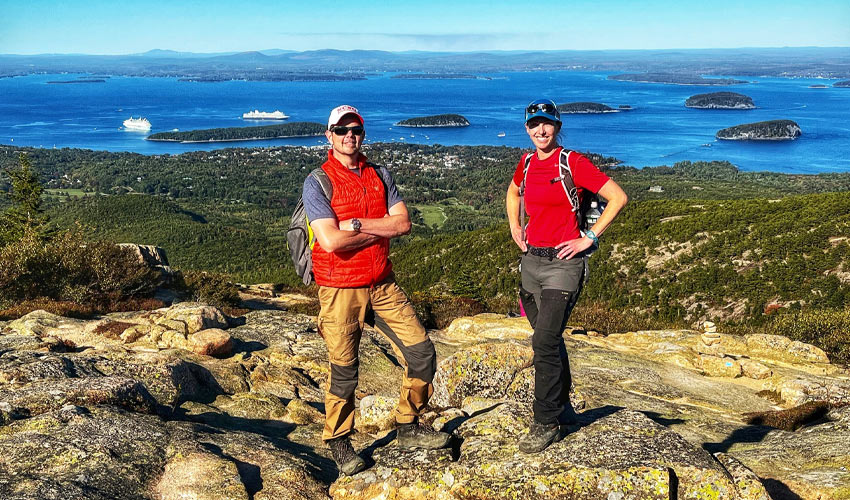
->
[519, 285, 539, 329]
[329, 361, 359, 399]
[404, 339, 437, 382]
[372, 313, 437, 383]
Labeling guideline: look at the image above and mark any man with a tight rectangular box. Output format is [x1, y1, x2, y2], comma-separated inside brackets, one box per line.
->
[302, 105, 450, 476]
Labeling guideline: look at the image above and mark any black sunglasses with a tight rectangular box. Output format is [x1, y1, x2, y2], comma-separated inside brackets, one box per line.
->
[526, 102, 558, 115]
[330, 125, 365, 136]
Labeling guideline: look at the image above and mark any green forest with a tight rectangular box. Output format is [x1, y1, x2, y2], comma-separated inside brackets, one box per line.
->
[2, 143, 850, 361]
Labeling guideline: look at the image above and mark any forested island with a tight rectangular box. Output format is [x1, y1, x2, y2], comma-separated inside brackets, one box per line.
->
[146, 122, 325, 142]
[391, 74, 486, 80]
[394, 114, 470, 127]
[557, 102, 617, 114]
[609, 73, 749, 85]
[685, 92, 755, 109]
[716, 119, 802, 141]
[835, 80, 850, 87]
[46, 79, 106, 84]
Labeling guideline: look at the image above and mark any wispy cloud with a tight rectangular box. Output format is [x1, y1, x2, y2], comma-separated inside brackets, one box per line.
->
[275, 32, 524, 51]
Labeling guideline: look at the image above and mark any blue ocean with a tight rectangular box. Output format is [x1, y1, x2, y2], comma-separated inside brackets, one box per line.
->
[1, 72, 849, 174]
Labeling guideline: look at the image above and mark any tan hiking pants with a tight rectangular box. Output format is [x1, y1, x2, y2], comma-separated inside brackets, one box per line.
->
[317, 274, 436, 441]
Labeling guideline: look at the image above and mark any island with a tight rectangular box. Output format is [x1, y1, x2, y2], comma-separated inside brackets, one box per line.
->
[716, 120, 802, 141]
[391, 74, 489, 80]
[809, 84, 829, 89]
[609, 73, 748, 85]
[146, 122, 325, 143]
[835, 81, 850, 88]
[685, 92, 755, 109]
[394, 114, 470, 127]
[46, 79, 106, 84]
[557, 102, 618, 114]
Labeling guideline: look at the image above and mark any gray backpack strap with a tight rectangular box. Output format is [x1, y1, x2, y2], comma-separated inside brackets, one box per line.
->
[311, 168, 332, 201]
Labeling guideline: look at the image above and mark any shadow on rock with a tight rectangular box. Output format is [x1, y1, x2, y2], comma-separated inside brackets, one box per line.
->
[762, 478, 805, 500]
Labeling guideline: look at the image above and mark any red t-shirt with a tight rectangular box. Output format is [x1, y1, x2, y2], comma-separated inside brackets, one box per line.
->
[511, 148, 610, 247]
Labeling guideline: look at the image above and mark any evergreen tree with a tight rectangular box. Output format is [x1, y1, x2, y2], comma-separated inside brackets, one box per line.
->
[1, 153, 49, 245]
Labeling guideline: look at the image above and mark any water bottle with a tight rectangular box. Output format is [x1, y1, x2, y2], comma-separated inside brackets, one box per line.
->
[585, 200, 602, 227]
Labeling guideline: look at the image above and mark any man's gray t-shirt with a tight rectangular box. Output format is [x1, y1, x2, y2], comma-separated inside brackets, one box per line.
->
[302, 165, 403, 222]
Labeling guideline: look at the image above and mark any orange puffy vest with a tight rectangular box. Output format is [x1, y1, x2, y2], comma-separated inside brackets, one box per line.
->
[311, 151, 392, 288]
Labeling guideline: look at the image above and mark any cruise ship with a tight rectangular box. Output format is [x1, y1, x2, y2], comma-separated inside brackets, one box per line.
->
[242, 110, 288, 120]
[123, 117, 151, 131]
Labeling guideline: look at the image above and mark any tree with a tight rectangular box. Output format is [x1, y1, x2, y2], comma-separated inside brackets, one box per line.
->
[0, 153, 49, 245]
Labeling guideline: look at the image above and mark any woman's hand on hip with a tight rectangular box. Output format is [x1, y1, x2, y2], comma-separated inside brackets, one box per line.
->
[510, 225, 528, 252]
[555, 236, 593, 259]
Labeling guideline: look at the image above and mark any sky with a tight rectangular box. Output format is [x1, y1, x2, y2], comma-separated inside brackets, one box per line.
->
[1, 0, 849, 55]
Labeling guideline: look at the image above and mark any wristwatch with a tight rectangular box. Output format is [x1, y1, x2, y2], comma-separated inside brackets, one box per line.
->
[351, 218, 362, 232]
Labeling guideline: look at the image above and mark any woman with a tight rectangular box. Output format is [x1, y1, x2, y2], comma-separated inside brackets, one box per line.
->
[506, 98, 628, 453]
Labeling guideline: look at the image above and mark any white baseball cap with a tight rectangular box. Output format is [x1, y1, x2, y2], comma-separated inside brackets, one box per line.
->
[327, 105, 364, 130]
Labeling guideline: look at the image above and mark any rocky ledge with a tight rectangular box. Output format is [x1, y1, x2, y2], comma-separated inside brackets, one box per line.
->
[685, 92, 756, 109]
[394, 114, 470, 127]
[1, 305, 849, 499]
[557, 102, 618, 114]
[716, 119, 802, 141]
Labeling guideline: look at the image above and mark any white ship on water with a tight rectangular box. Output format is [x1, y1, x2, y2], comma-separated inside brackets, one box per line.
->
[123, 117, 151, 131]
[242, 110, 288, 120]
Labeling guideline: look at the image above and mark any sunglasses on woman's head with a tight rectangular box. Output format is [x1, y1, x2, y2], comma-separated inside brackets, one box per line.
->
[330, 125, 365, 136]
[526, 102, 557, 115]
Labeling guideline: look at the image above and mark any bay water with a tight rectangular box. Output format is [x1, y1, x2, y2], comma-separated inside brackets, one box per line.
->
[1, 71, 848, 173]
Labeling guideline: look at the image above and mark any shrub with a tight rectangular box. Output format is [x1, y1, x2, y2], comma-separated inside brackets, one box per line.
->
[410, 292, 486, 329]
[178, 270, 241, 309]
[762, 308, 850, 365]
[0, 229, 160, 312]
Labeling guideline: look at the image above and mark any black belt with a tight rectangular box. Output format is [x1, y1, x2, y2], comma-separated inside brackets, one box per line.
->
[528, 246, 559, 260]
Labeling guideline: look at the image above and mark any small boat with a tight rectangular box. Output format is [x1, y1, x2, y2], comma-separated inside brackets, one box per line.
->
[497, 132, 506, 137]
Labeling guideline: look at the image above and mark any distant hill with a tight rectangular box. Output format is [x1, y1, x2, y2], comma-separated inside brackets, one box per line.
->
[2, 47, 850, 79]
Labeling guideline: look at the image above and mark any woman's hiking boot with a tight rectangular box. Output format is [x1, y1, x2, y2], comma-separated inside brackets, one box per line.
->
[396, 421, 451, 449]
[327, 436, 366, 476]
[518, 421, 560, 454]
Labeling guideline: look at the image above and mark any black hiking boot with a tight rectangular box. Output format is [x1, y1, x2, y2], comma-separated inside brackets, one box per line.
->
[518, 421, 560, 454]
[327, 435, 366, 476]
[558, 403, 579, 425]
[396, 421, 451, 449]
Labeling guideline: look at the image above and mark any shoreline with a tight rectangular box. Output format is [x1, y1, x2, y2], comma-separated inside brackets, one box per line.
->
[147, 133, 324, 143]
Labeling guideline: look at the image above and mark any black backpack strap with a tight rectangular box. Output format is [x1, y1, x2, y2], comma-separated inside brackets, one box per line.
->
[519, 153, 532, 242]
[558, 149, 580, 213]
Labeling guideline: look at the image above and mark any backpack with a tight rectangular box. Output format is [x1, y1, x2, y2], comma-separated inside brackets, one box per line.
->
[287, 168, 332, 285]
[519, 149, 606, 243]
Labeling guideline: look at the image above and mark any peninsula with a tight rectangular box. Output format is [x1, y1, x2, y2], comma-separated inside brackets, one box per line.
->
[609, 73, 748, 85]
[557, 102, 618, 114]
[146, 122, 325, 143]
[685, 92, 755, 109]
[835, 80, 850, 88]
[394, 114, 470, 127]
[716, 120, 802, 141]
